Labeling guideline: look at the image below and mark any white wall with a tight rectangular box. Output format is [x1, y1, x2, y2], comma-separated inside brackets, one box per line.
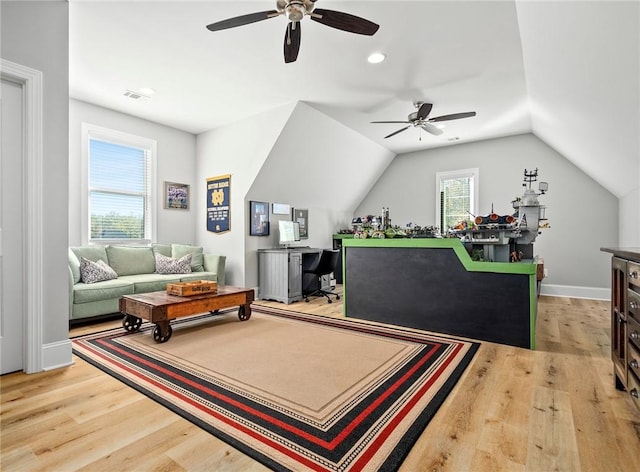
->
[244, 102, 395, 288]
[69, 99, 197, 246]
[619, 187, 640, 247]
[1, 1, 69, 346]
[355, 133, 618, 296]
[195, 103, 297, 286]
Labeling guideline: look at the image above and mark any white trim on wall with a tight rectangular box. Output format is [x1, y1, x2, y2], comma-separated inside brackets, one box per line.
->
[80, 122, 158, 245]
[42, 340, 73, 371]
[435, 167, 479, 232]
[540, 283, 610, 301]
[1, 58, 44, 373]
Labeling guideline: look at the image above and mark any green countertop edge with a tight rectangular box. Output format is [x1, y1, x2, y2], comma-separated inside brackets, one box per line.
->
[342, 238, 536, 275]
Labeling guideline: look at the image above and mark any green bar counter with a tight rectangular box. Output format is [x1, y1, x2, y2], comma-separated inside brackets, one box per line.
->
[341, 238, 538, 349]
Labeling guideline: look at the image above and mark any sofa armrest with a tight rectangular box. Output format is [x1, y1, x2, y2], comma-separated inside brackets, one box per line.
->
[68, 265, 75, 319]
[203, 254, 226, 285]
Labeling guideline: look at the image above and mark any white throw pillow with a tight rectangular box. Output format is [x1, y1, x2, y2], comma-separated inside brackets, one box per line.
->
[80, 257, 118, 284]
[155, 253, 192, 274]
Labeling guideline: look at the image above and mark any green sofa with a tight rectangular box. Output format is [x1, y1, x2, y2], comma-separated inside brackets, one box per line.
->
[68, 243, 226, 322]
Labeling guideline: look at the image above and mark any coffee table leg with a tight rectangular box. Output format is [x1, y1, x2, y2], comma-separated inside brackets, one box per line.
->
[152, 321, 173, 343]
[238, 304, 251, 321]
[122, 314, 142, 332]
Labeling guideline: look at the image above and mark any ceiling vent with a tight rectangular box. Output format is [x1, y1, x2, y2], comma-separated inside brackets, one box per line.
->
[123, 90, 150, 100]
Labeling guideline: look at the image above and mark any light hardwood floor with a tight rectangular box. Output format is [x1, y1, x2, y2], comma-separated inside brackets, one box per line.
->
[2, 290, 640, 471]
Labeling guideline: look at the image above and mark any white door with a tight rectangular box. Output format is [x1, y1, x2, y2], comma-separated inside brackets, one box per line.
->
[0, 78, 25, 374]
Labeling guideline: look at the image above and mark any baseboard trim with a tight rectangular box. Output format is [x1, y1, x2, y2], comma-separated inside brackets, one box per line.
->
[540, 283, 610, 301]
[42, 339, 73, 371]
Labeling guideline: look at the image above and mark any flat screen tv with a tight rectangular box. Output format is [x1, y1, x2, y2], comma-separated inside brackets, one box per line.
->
[279, 220, 300, 246]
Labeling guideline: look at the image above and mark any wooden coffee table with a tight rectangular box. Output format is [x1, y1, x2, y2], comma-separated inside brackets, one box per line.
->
[119, 285, 255, 343]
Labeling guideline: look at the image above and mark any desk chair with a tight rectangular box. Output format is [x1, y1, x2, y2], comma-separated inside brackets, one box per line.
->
[303, 249, 341, 303]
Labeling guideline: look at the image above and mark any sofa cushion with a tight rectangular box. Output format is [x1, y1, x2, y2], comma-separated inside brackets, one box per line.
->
[155, 253, 192, 274]
[73, 278, 134, 304]
[80, 257, 118, 284]
[172, 244, 204, 272]
[151, 243, 172, 257]
[106, 245, 156, 276]
[120, 274, 182, 293]
[71, 246, 109, 264]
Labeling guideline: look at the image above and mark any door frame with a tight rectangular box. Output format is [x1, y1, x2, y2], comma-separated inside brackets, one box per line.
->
[1, 58, 44, 373]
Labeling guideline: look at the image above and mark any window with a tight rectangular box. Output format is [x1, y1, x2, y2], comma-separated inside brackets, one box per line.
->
[435, 168, 479, 232]
[82, 124, 156, 243]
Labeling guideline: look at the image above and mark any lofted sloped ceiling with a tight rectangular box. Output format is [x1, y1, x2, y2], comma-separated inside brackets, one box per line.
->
[69, 1, 639, 199]
[515, 0, 639, 199]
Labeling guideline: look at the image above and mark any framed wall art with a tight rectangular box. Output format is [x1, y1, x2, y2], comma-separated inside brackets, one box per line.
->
[272, 203, 291, 215]
[250, 200, 270, 236]
[164, 181, 189, 210]
[292, 208, 308, 239]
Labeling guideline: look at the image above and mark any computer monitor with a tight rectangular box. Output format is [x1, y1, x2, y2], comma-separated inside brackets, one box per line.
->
[279, 220, 300, 246]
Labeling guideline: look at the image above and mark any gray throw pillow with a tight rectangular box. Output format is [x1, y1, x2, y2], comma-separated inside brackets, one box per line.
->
[80, 257, 118, 284]
[155, 253, 192, 274]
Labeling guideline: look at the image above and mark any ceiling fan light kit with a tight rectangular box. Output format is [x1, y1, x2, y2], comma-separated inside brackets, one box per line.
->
[371, 102, 477, 140]
[206, 1, 379, 63]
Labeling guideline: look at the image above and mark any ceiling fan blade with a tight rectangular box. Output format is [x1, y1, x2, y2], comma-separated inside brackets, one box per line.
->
[384, 126, 411, 139]
[310, 8, 379, 36]
[371, 121, 411, 124]
[428, 111, 477, 122]
[416, 103, 433, 120]
[206, 10, 279, 32]
[421, 122, 444, 136]
[284, 21, 301, 63]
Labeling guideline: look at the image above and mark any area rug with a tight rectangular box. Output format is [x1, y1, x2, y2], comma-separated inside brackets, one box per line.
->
[72, 306, 479, 471]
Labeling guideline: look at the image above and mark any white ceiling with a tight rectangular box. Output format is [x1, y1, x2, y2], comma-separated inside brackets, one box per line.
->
[69, 1, 639, 198]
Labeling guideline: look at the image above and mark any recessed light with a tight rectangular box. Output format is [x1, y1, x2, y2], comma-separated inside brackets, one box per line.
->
[367, 52, 386, 64]
[139, 87, 155, 96]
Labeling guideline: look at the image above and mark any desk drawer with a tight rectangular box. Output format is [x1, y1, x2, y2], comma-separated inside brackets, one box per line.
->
[629, 288, 640, 321]
[630, 262, 640, 291]
[629, 342, 640, 380]
[627, 366, 640, 411]
[629, 315, 640, 352]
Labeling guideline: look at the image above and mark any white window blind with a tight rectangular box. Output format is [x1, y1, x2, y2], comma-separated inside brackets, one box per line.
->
[83, 124, 156, 244]
[435, 169, 478, 232]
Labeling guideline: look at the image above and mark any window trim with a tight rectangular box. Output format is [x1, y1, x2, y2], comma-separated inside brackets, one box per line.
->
[435, 168, 479, 232]
[81, 123, 157, 245]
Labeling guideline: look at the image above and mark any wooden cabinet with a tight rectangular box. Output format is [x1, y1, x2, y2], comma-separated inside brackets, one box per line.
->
[258, 248, 331, 305]
[602, 248, 640, 410]
[627, 278, 640, 407]
[258, 250, 303, 304]
[611, 257, 627, 390]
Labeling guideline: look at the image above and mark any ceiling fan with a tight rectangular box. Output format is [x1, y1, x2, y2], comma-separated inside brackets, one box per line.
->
[371, 102, 477, 139]
[205, 0, 379, 63]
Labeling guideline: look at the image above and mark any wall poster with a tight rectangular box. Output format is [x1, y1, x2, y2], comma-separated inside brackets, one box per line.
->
[207, 174, 231, 233]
